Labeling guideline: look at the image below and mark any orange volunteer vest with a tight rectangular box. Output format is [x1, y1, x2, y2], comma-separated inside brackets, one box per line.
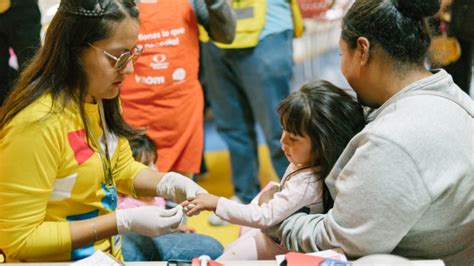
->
[121, 0, 203, 173]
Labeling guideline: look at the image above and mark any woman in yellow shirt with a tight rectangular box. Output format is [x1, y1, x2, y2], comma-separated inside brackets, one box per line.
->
[0, 0, 217, 262]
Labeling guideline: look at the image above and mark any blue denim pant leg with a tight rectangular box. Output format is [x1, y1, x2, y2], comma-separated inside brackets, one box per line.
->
[122, 233, 223, 261]
[202, 43, 261, 204]
[122, 233, 160, 261]
[202, 31, 292, 203]
[239, 30, 293, 179]
[151, 233, 223, 261]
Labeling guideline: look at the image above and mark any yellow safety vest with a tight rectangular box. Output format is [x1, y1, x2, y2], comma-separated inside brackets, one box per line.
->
[199, 0, 304, 49]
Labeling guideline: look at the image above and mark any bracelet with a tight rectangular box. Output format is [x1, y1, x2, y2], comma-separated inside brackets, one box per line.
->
[90, 219, 99, 242]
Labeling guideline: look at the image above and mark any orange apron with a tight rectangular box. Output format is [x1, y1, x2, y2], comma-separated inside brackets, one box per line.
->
[121, 0, 203, 173]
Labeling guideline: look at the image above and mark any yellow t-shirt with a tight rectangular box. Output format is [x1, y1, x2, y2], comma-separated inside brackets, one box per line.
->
[0, 95, 147, 262]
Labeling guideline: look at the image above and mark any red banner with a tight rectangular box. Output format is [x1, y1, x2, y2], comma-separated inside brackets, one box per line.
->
[297, 0, 335, 19]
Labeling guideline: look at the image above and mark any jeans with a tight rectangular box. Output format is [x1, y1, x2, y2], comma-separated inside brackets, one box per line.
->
[122, 233, 223, 261]
[201, 30, 293, 203]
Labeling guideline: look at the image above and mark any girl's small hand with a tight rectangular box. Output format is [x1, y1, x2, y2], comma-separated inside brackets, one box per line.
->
[185, 194, 219, 216]
[180, 197, 195, 212]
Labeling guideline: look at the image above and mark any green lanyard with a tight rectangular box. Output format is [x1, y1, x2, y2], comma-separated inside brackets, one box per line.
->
[85, 100, 120, 251]
[86, 100, 116, 199]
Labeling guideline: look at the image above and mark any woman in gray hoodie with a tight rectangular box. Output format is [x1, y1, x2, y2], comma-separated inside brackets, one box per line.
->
[264, 0, 474, 265]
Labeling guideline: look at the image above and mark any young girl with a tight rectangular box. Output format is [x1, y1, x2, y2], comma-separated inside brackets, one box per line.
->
[182, 80, 366, 260]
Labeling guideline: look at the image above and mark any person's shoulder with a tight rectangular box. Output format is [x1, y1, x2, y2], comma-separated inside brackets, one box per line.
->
[369, 76, 471, 135]
[394, 70, 472, 116]
[11, 95, 52, 122]
[364, 99, 440, 142]
[8, 94, 63, 129]
[287, 166, 321, 184]
[359, 85, 472, 157]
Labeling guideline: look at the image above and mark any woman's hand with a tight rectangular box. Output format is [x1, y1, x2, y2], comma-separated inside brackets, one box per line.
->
[115, 205, 183, 237]
[182, 194, 219, 216]
[156, 172, 208, 203]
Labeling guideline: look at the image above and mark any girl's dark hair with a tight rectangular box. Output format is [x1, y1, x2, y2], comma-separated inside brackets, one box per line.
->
[129, 134, 157, 165]
[341, 0, 440, 69]
[0, 0, 141, 139]
[278, 80, 366, 212]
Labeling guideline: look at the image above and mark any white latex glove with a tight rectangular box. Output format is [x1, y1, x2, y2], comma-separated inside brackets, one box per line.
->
[116, 205, 183, 237]
[156, 172, 208, 203]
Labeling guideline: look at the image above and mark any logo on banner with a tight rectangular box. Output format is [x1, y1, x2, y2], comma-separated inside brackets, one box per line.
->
[135, 75, 165, 85]
[172, 68, 186, 81]
[150, 54, 169, 70]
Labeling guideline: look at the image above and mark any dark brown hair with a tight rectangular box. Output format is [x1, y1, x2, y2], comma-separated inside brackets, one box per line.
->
[0, 0, 141, 139]
[129, 134, 158, 166]
[341, 0, 440, 69]
[278, 80, 366, 212]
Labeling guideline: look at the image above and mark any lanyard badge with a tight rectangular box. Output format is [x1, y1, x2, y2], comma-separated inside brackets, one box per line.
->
[86, 100, 118, 209]
[85, 100, 121, 253]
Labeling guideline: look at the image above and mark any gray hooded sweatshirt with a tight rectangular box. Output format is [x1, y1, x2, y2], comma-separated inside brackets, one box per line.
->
[265, 69, 474, 266]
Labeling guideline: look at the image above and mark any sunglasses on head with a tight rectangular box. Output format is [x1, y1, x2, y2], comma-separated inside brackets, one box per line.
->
[88, 43, 143, 70]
